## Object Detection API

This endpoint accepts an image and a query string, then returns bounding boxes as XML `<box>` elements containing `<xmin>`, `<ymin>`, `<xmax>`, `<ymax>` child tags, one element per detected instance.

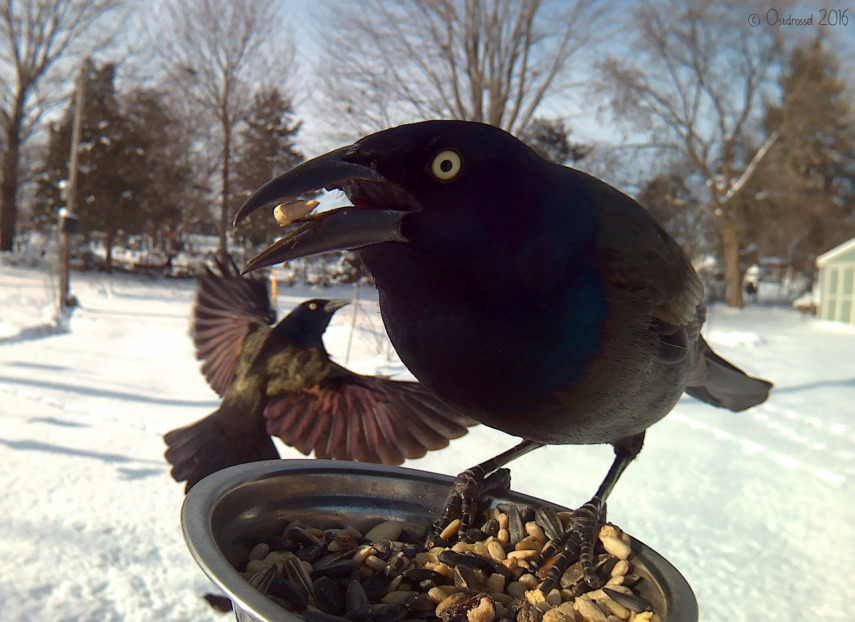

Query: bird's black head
<box><xmin>274</xmin><ymin>298</ymin><xmax>349</xmax><ymax>344</ymax></box>
<box><xmin>234</xmin><ymin>120</ymin><xmax>581</xmax><ymax>277</ymax></box>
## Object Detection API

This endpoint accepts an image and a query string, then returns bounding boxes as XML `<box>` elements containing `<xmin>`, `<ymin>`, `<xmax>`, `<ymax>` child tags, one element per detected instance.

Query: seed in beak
<box><xmin>273</xmin><ymin>199</ymin><xmax>320</xmax><ymax>227</ymax></box>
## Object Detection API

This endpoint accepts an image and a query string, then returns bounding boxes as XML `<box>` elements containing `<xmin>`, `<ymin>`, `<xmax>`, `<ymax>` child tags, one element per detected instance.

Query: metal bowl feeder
<box><xmin>181</xmin><ymin>460</ymin><xmax>698</xmax><ymax>622</ymax></box>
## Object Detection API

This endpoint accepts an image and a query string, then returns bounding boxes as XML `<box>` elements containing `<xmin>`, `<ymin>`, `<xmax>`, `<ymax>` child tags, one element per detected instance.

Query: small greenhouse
<box><xmin>817</xmin><ymin>237</ymin><xmax>855</xmax><ymax>324</ymax></box>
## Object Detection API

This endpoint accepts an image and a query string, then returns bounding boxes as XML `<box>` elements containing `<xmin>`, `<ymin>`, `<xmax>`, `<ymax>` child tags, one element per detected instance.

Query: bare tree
<box><xmin>317</xmin><ymin>0</ymin><xmax>604</xmax><ymax>138</ymax></box>
<box><xmin>154</xmin><ymin>0</ymin><xmax>294</xmax><ymax>265</ymax></box>
<box><xmin>0</xmin><ymin>0</ymin><xmax>127</xmax><ymax>252</ymax></box>
<box><xmin>596</xmin><ymin>0</ymin><xmax>786</xmax><ymax>307</ymax></box>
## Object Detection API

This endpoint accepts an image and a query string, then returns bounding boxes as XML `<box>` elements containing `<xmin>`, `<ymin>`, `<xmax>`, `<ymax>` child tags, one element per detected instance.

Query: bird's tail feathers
<box><xmin>686</xmin><ymin>337</ymin><xmax>772</xmax><ymax>412</ymax></box>
<box><xmin>164</xmin><ymin>411</ymin><xmax>280</xmax><ymax>493</ymax></box>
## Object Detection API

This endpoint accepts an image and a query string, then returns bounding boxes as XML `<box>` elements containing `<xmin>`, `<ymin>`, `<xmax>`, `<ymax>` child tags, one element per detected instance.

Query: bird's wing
<box><xmin>590</xmin><ymin>177</ymin><xmax>705</xmax><ymax>327</ymax></box>
<box><xmin>192</xmin><ymin>258</ymin><xmax>276</xmax><ymax>396</ymax></box>
<box><xmin>263</xmin><ymin>368</ymin><xmax>477</xmax><ymax>465</ymax></box>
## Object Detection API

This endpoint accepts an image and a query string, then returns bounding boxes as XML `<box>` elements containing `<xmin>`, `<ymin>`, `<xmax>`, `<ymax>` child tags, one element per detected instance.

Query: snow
<box><xmin>1</xmin><ymin>262</ymin><xmax>853</xmax><ymax>621</ymax></box>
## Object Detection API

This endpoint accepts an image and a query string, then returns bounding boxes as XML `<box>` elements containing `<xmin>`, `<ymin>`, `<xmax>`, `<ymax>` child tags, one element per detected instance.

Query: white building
<box><xmin>817</xmin><ymin>237</ymin><xmax>855</xmax><ymax>324</ymax></box>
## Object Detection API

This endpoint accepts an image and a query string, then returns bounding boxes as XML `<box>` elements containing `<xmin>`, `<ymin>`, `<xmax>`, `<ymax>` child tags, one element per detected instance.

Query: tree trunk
<box><xmin>717</xmin><ymin>208</ymin><xmax>744</xmax><ymax>308</ymax></box>
<box><xmin>104</xmin><ymin>229</ymin><xmax>115</xmax><ymax>273</ymax></box>
<box><xmin>219</xmin><ymin>119</ymin><xmax>231</xmax><ymax>266</ymax></box>
<box><xmin>0</xmin><ymin>110</ymin><xmax>23</xmax><ymax>252</ymax></box>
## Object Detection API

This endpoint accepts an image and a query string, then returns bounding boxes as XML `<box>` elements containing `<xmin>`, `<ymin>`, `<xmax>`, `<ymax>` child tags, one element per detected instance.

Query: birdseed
<box><xmin>273</xmin><ymin>199</ymin><xmax>320</xmax><ymax>227</ymax></box>
<box><xmin>238</xmin><ymin>507</ymin><xmax>661</xmax><ymax>622</ymax></box>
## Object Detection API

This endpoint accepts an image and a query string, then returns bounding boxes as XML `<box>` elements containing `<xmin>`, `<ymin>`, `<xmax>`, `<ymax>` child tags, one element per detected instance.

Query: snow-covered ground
<box><xmin>0</xmin><ymin>262</ymin><xmax>853</xmax><ymax>621</ymax></box>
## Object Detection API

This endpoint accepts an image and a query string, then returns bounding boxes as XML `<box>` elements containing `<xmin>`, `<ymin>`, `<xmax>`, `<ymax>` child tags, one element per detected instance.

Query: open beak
<box><xmin>234</xmin><ymin>145</ymin><xmax>411</xmax><ymax>274</ymax></box>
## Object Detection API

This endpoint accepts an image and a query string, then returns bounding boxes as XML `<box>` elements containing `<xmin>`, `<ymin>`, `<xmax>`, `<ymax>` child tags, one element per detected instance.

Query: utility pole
<box><xmin>60</xmin><ymin>62</ymin><xmax>85</xmax><ymax>309</ymax></box>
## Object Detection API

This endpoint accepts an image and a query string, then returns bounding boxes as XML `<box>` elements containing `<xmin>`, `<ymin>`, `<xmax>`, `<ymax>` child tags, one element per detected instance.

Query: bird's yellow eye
<box><xmin>308</xmin><ymin>302</ymin><xmax>318</xmax><ymax>310</ymax></box>
<box><xmin>430</xmin><ymin>150</ymin><xmax>462</xmax><ymax>181</ymax></box>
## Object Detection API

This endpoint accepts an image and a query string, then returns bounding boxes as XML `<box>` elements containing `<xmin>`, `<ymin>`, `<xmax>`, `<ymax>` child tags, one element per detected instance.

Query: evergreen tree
<box><xmin>32</xmin><ymin>61</ymin><xmax>149</xmax><ymax>271</ymax></box>
<box><xmin>520</xmin><ymin>118</ymin><xmax>589</xmax><ymax>165</ymax></box>
<box><xmin>122</xmin><ymin>87</ymin><xmax>198</xmax><ymax>263</ymax></box>
<box><xmin>81</xmin><ymin>62</ymin><xmax>149</xmax><ymax>271</ymax></box>
<box><xmin>32</xmin><ymin>119</ymin><xmax>73</xmax><ymax>230</ymax></box>
<box><xmin>232</xmin><ymin>88</ymin><xmax>304</xmax><ymax>247</ymax></box>
<box><xmin>746</xmin><ymin>38</ymin><xmax>855</xmax><ymax>276</ymax></box>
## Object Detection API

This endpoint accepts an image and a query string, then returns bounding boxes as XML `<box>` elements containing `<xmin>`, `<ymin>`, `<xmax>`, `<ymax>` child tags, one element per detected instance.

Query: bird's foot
<box><xmin>426</xmin><ymin>467</ymin><xmax>511</xmax><ymax>548</ymax></box>
<box><xmin>531</xmin><ymin>496</ymin><xmax>607</xmax><ymax>593</ymax></box>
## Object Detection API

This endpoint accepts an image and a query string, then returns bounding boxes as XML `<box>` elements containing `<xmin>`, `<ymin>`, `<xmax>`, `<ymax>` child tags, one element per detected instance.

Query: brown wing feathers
<box><xmin>265</xmin><ymin>375</ymin><xmax>475</xmax><ymax>465</ymax></box>
<box><xmin>167</xmin><ymin>258</ymin><xmax>476</xmax><ymax>493</ymax></box>
<box><xmin>192</xmin><ymin>258</ymin><xmax>274</xmax><ymax>396</ymax></box>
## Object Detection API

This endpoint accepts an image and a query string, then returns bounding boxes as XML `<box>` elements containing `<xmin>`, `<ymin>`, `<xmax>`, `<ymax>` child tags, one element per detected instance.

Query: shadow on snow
<box><xmin>0</xmin><ymin>375</ymin><xmax>218</xmax><ymax>408</ymax></box>
<box><xmin>28</xmin><ymin>416</ymin><xmax>90</xmax><ymax>428</ymax></box>
<box><xmin>0</xmin><ymin>437</ymin><xmax>163</xmax><ymax>467</ymax></box>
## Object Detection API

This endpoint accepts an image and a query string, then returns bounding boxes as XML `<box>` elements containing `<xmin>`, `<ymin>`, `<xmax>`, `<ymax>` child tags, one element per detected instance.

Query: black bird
<box><xmin>164</xmin><ymin>259</ymin><xmax>475</xmax><ymax>492</ymax></box>
<box><xmin>233</xmin><ymin>120</ymin><xmax>772</xmax><ymax>585</ymax></box>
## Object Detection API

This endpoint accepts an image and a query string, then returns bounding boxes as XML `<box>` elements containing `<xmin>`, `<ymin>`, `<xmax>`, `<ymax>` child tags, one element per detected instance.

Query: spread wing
<box><xmin>264</xmin><ymin>366</ymin><xmax>477</xmax><ymax>465</ymax></box>
<box><xmin>192</xmin><ymin>258</ymin><xmax>276</xmax><ymax>396</ymax></box>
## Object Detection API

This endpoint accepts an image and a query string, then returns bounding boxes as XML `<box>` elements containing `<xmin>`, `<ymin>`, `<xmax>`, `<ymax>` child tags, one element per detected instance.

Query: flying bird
<box><xmin>164</xmin><ymin>259</ymin><xmax>475</xmax><ymax>492</ymax></box>
<box><xmin>233</xmin><ymin>120</ymin><xmax>772</xmax><ymax>585</ymax></box>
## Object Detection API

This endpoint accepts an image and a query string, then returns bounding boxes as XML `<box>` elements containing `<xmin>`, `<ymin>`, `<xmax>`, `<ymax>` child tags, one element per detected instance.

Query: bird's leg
<box><xmin>427</xmin><ymin>439</ymin><xmax>544</xmax><ymax>547</ymax></box>
<box><xmin>535</xmin><ymin>432</ymin><xmax>645</xmax><ymax>591</ymax></box>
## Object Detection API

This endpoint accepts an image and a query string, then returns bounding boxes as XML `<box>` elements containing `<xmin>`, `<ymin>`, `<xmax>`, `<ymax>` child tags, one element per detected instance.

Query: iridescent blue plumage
<box><xmin>234</xmin><ymin>120</ymin><xmax>772</xmax><ymax>584</ymax></box>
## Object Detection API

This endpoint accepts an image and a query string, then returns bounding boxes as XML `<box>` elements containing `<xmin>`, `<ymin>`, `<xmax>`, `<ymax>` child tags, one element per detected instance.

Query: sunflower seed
<box><xmin>289</xmin><ymin>526</ymin><xmax>320</xmax><ymax>547</ymax></box>
<box><xmin>535</xmin><ymin>507</ymin><xmax>564</xmax><ymax>542</ymax></box>
<box><xmin>452</xmin><ymin>563</ymin><xmax>483</xmax><ymax>592</ymax></box>
<box><xmin>371</xmin><ymin>602</ymin><xmax>409</xmax><ymax>622</ymax></box>
<box><xmin>345</xmin><ymin>579</ymin><xmax>369</xmax><ymax>612</ymax></box>
<box><xmin>247</xmin><ymin>564</ymin><xmax>276</xmax><ymax>594</ymax></box>
<box><xmin>315</xmin><ymin>576</ymin><xmax>346</xmax><ymax>616</ymax></box>
<box><xmin>362</xmin><ymin>567</ymin><xmax>394</xmax><ymax>601</ymax></box>
<box><xmin>264</xmin><ymin>536</ymin><xmax>298</xmax><ymax>552</ymax></box>
<box><xmin>284</xmin><ymin>556</ymin><xmax>315</xmax><ymax>605</ymax></box>
<box><xmin>269</xmin><ymin>577</ymin><xmax>306</xmax><ymax>612</ymax></box>
<box><xmin>506</xmin><ymin>505</ymin><xmax>524</xmax><ymax>545</ymax></box>
<box><xmin>480</xmin><ymin>518</ymin><xmax>500</xmax><ymax>538</ymax></box>
<box><xmin>602</xmin><ymin>587</ymin><xmax>652</xmax><ymax>613</ymax></box>
<box><xmin>402</xmin><ymin>568</ymin><xmax>448</xmax><ymax>584</ymax></box>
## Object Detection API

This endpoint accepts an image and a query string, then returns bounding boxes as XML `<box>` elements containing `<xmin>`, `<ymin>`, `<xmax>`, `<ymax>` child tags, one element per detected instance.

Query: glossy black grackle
<box><xmin>164</xmin><ymin>259</ymin><xmax>475</xmax><ymax>492</ymax></box>
<box><xmin>233</xmin><ymin>120</ymin><xmax>772</xmax><ymax>585</ymax></box>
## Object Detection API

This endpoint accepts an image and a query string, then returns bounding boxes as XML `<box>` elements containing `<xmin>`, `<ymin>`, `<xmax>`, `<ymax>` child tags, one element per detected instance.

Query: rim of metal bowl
<box><xmin>181</xmin><ymin>460</ymin><xmax>698</xmax><ymax>622</ymax></box>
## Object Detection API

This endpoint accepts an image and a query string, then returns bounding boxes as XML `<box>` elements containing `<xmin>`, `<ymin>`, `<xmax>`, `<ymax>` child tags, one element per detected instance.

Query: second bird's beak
<box><xmin>324</xmin><ymin>299</ymin><xmax>351</xmax><ymax>314</ymax></box>
<box><xmin>234</xmin><ymin>146</ymin><xmax>410</xmax><ymax>275</ymax></box>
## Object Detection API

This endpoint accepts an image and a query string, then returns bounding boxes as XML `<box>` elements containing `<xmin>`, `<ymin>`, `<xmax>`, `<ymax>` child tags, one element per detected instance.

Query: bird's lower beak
<box><xmin>233</xmin><ymin>146</ymin><xmax>411</xmax><ymax>275</ymax></box>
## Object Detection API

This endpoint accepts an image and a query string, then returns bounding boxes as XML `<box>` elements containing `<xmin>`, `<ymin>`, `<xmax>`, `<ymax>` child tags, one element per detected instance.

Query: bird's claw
<box><xmin>532</xmin><ymin>496</ymin><xmax>607</xmax><ymax>593</ymax></box>
<box><xmin>426</xmin><ymin>467</ymin><xmax>511</xmax><ymax>548</ymax></box>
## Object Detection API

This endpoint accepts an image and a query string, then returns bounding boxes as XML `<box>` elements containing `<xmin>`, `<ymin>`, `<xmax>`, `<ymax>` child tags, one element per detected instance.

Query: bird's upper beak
<box><xmin>234</xmin><ymin>145</ymin><xmax>413</xmax><ymax>274</ymax></box>
<box><xmin>324</xmin><ymin>299</ymin><xmax>351</xmax><ymax>314</ymax></box>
